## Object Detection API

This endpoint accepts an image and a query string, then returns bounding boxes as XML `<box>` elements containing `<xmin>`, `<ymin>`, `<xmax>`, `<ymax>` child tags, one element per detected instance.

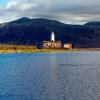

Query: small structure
<box><xmin>42</xmin><ymin>32</ymin><xmax>73</xmax><ymax>49</ymax></box>
<box><xmin>43</xmin><ymin>32</ymin><xmax>62</xmax><ymax>49</ymax></box>
<box><xmin>43</xmin><ymin>41</ymin><xmax>61</xmax><ymax>49</ymax></box>
<box><xmin>64</xmin><ymin>43</ymin><xmax>73</xmax><ymax>49</ymax></box>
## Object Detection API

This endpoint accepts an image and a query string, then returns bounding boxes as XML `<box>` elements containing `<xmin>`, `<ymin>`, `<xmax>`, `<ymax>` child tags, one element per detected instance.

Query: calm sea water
<box><xmin>0</xmin><ymin>52</ymin><xmax>100</xmax><ymax>100</ymax></box>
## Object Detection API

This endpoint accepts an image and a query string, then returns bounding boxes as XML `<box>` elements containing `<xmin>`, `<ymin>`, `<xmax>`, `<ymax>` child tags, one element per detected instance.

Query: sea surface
<box><xmin>0</xmin><ymin>52</ymin><xmax>100</xmax><ymax>100</ymax></box>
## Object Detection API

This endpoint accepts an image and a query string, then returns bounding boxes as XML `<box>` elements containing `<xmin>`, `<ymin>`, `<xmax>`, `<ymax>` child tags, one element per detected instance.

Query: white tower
<box><xmin>51</xmin><ymin>32</ymin><xmax>55</xmax><ymax>41</ymax></box>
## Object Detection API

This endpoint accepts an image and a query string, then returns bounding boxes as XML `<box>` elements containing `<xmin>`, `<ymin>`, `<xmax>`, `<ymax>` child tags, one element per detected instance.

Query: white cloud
<box><xmin>0</xmin><ymin>0</ymin><xmax>100</xmax><ymax>24</ymax></box>
<box><xmin>5</xmin><ymin>0</ymin><xmax>20</xmax><ymax>10</ymax></box>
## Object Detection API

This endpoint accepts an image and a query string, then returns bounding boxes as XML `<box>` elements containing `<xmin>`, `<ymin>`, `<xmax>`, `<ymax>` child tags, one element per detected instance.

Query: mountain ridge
<box><xmin>0</xmin><ymin>17</ymin><xmax>100</xmax><ymax>48</ymax></box>
<box><xmin>84</xmin><ymin>21</ymin><xmax>100</xmax><ymax>26</ymax></box>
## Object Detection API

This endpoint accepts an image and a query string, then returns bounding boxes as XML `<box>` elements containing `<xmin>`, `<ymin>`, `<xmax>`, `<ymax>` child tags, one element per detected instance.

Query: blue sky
<box><xmin>0</xmin><ymin>0</ymin><xmax>100</xmax><ymax>24</ymax></box>
<box><xmin>0</xmin><ymin>0</ymin><xmax>8</xmax><ymax>4</ymax></box>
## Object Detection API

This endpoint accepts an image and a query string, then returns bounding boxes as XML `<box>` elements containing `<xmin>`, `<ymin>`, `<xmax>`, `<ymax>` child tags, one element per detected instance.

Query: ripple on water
<box><xmin>0</xmin><ymin>52</ymin><xmax>100</xmax><ymax>100</ymax></box>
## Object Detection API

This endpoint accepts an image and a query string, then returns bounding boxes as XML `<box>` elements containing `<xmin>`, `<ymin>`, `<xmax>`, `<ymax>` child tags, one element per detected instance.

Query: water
<box><xmin>0</xmin><ymin>52</ymin><xmax>100</xmax><ymax>100</ymax></box>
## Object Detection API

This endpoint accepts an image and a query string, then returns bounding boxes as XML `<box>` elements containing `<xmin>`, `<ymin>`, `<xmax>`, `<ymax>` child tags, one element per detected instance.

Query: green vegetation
<box><xmin>0</xmin><ymin>44</ymin><xmax>37</xmax><ymax>53</ymax></box>
<box><xmin>0</xmin><ymin>44</ymin><xmax>78</xmax><ymax>53</ymax></box>
<box><xmin>0</xmin><ymin>44</ymin><xmax>99</xmax><ymax>53</ymax></box>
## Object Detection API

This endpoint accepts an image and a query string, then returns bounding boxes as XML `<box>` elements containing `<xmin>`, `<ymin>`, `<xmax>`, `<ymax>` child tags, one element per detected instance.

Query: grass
<box><xmin>0</xmin><ymin>44</ymin><xmax>37</xmax><ymax>53</ymax></box>
<box><xmin>0</xmin><ymin>44</ymin><xmax>79</xmax><ymax>53</ymax></box>
<box><xmin>0</xmin><ymin>44</ymin><xmax>99</xmax><ymax>53</ymax></box>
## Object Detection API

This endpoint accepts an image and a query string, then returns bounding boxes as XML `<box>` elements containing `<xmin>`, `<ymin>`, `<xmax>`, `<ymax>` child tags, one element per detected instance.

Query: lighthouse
<box><xmin>43</xmin><ymin>31</ymin><xmax>61</xmax><ymax>49</ymax></box>
<box><xmin>51</xmin><ymin>32</ymin><xmax>55</xmax><ymax>41</ymax></box>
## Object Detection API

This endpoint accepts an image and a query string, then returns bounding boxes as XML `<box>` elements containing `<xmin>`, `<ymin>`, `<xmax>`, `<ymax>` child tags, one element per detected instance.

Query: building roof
<box><xmin>43</xmin><ymin>41</ymin><xmax>61</xmax><ymax>43</ymax></box>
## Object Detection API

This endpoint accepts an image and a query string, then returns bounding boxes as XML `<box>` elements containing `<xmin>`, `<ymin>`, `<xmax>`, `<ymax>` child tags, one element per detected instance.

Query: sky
<box><xmin>0</xmin><ymin>0</ymin><xmax>100</xmax><ymax>24</ymax></box>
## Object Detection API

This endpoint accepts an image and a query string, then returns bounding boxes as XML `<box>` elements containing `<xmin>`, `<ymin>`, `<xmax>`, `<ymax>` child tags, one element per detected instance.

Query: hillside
<box><xmin>0</xmin><ymin>17</ymin><xmax>100</xmax><ymax>48</ymax></box>
<box><xmin>84</xmin><ymin>22</ymin><xmax>100</xmax><ymax>27</ymax></box>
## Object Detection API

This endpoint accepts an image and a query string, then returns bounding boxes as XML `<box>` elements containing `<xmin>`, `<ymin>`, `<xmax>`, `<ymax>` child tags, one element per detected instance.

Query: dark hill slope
<box><xmin>84</xmin><ymin>21</ymin><xmax>100</xmax><ymax>27</ymax></box>
<box><xmin>0</xmin><ymin>18</ymin><xmax>100</xmax><ymax>48</ymax></box>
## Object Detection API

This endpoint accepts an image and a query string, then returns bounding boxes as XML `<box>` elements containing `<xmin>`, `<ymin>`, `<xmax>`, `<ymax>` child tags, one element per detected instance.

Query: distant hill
<box><xmin>0</xmin><ymin>17</ymin><xmax>100</xmax><ymax>48</ymax></box>
<box><xmin>84</xmin><ymin>22</ymin><xmax>100</xmax><ymax>26</ymax></box>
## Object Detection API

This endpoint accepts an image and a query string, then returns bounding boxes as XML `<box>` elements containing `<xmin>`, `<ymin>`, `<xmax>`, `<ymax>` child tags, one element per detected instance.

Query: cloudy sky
<box><xmin>0</xmin><ymin>0</ymin><xmax>100</xmax><ymax>24</ymax></box>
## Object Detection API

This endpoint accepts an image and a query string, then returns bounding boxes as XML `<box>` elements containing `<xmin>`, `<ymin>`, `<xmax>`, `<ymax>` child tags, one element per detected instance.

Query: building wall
<box><xmin>64</xmin><ymin>43</ymin><xmax>73</xmax><ymax>49</ymax></box>
<box><xmin>43</xmin><ymin>41</ymin><xmax>61</xmax><ymax>49</ymax></box>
